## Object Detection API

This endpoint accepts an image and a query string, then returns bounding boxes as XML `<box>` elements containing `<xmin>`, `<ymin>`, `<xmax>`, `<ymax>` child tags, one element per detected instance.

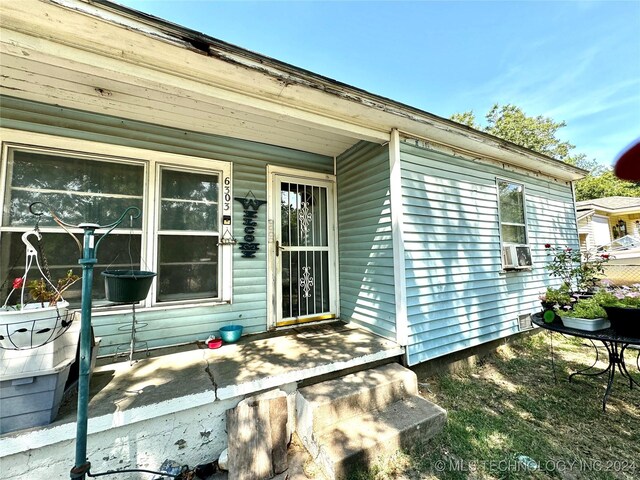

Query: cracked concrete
<box><xmin>204</xmin><ymin>358</ymin><xmax>220</xmax><ymax>401</ymax></box>
<box><xmin>48</xmin><ymin>322</ymin><xmax>402</xmax><ymax>425</ymax></box>
<box><xmin>1</xmin><ymin>322</ymin><xmax>402</xmax><ymax>479</ymax></box>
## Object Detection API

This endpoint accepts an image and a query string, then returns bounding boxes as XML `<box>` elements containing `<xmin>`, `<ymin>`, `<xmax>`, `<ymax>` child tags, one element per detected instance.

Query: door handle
<box><xmin>276</xmin><ymin>240</ymin><xmax>286</xmax><ymax>257</ymax></box>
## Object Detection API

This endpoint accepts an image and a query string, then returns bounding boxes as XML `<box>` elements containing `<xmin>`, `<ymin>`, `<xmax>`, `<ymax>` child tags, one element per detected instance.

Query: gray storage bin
<box><xmin>0</xmin><ymin>357</ymin><xmax>73</xmax><ymax>434</ymax></box>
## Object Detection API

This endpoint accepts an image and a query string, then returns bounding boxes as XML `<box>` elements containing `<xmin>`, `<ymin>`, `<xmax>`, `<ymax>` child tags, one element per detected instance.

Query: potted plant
<box><xmin>539</xmin><ymin>284</ymin><xmax>573</xmax><ymax>310</ymax></box>
<box><xmin>558</xmin><ymin>297</ymin><xmax>609</xmax><ymax>331</ymax></box>
<box><xmin>102</xmin><ymin>270</ymin><xmax>156</xmax><ymax>303</ymax></box>
<box><xmin>0</xmin><ymin>270</ymin><xmax>79</xmax><ymax>349</ymax></box>
<box><xmin>0</xmin><ymin>269</ymin><xmax>81</xmax><ymax>433</ymax></box>
<box><xmin>539</xmin><ymin>284</ymin><xmax>575</xmax><ymax>322</ymax></box>
<box><xmin>595</xmin><ymin>285</ymin><xmax>640</xmax><ymax>336</ymax></box>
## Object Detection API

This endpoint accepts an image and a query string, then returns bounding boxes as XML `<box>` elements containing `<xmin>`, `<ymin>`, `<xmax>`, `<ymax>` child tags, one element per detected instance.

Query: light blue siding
<box><xmin>400</xmin><ymin>141</ymin><xmax>579</xmax><ymax>365</ymax></box>
<box><xmin>1</xmin><ymin>96</ymin><xmax>583</xmax><ymax>365</ymax></box>
<box><xmin>0</xmin><ymin>96</ymin><xmax>333</xmax><ymax>354</ymax></box>
<box><xmin>336</xmin><ymin>142</ymin><xmax>396</xmax><ymax>340</ymax></box>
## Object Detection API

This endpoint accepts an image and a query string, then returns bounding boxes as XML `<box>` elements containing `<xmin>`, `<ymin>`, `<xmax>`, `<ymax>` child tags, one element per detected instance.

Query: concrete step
<box><xmin>295</xmin><ymin>363</ymin><xmax>447</xmax><ymax>479</ymax></box>
<box><xmin>296</xmin><ymin>362</ymin><xmax>417</xmax><ymax>434</ymax></box>
<box><xmin>315</xmin><ymin>396</ymin><xmax>446</xmax><ymax>479</ymax></box>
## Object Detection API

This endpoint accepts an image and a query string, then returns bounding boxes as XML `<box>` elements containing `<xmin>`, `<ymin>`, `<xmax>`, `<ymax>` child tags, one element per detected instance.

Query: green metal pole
<box><xmin>28</xmin><ymin>203</ymin><xmax>140</xmax><ymax>480</ymax></box>
<box><xmin>71</xmin><ymin>224</ymin><xmax>98</xmax><ymax>480</ymax></box>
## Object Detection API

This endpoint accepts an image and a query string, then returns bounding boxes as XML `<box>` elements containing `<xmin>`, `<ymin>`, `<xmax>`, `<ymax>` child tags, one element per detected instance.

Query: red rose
<box><xmin>544</xmin><ymin>243</ymin><xmax>551</xmax><ymax>249</ymax></box>
<box><xmin>601</xmin><ymin>254</ymin><xmax>610</xmax><ymax>259</ymax></box>
<box><xmin>12</xmin><ymin>277</ymin><xmax>24</xmax><ymax>289</ymax></box>
<box><xmin>566</xmin><ymin>248</ymin><xmax>572</xmax><ymax>252</ymax></box>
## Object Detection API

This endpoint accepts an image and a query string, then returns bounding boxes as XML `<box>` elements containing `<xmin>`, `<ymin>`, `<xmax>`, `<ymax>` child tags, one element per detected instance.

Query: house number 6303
<box><xmin>223</xmin><ymin>176</ymin><xmax>231</xmax><ymax>211</ymax></box>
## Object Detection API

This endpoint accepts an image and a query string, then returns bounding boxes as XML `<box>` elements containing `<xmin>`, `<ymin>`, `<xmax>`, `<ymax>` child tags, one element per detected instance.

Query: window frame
<box><xmin>154</xmin><ymin>163</ymin><xmax>225</xmax><ymax>305</ymax></box>
<box><xmin>0</xmin><ymin>129</ymin><xmax>233</xmax><ymax>310</ymax></box>
<box><xmin>496</xmin><ymin>177</ymin><xmax>530</xmax><ymax>271</ymax></box>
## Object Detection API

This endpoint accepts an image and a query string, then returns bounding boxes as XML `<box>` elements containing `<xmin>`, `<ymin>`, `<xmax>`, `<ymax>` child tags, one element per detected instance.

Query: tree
<box><xmin>451</xmin><ymin>104</ymin><xmax>640</xmax><ymax>201</ymax></box>
<box><xmin>574</xmin><ymin>169</ymin><xmax>640</xmax><ymax>201</ymax></box>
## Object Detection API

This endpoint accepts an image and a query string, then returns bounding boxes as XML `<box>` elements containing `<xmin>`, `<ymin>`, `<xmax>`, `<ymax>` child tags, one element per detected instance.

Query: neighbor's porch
<box><xmin>0</xmin><ymin>321</ymin><xmax>403</xmax><ymax>478</ymax></box>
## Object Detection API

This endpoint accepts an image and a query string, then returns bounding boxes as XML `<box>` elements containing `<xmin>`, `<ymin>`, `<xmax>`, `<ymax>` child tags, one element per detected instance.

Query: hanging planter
<box><xmin>0</xmin><ymin>301</ymin><xmax>72</xmax><ymax>350</ymax></box>
<box><xmin>1</xmin><ymin>231</ymin><xmax>79</xmax><ymax>350</ymax></box>
<box><xmin>102</xmin><ymin>270</ymin><xmax>156</xmax><ymax>303</ymax></box>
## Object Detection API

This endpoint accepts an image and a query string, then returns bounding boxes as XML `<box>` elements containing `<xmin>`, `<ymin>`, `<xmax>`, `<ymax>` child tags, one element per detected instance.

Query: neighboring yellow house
<box><xmin>576</xmin><ymin>196</ymin><xmax>640</xmax><ymax>252</ymax></box>
<box><xmin>577</xmin><ymin>196</ymin><xmax>640</xmax><ymax>285</ymax></box>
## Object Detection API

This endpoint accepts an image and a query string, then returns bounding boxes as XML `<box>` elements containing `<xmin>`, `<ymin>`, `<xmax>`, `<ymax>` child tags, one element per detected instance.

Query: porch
<box><xmin>0</xmin><ymin>321</ymin><xmax>404</xmax><ymax>478</ymax></box>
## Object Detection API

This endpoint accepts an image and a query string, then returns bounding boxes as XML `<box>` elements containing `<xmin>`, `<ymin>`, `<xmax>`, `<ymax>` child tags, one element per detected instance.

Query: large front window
<box><xmin>1</xmin><ymin>141</ymin><xmax>232</xmax><ymax>307</ymax></box>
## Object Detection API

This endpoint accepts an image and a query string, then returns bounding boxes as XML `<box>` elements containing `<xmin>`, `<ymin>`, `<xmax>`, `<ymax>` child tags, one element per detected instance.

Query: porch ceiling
<box><xmin>0</xmin><ymin>49</ymin><xmax>365</xmax><ymax>158</ymax></box>
<box><xmin>0</xmin><ymin>0</ymin><xmax>586</xmax><ymax>180</ymax></box>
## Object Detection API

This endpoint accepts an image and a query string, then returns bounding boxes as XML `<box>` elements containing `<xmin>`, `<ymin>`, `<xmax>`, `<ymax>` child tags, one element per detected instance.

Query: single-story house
<box><xmin>0</xmin><ymin>0</ymin><xmax>585</xmax><ymax>361</ymax></box>
<box><xmin>0</xmin><ymin>0</ymin><xmax>586</xmax><ymax>477</ymax></box>
<box><xmin>576</xmin><ymin>196</ymin><xmax>640</xmax><ymax>251</ymax></box>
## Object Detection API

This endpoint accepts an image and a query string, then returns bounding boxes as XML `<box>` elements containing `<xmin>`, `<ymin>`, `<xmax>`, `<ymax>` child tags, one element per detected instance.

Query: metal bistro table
<box><xmin>532</xmin><ymin>313</ymin><xmax>640</xmax><ymax>411</ymax></box>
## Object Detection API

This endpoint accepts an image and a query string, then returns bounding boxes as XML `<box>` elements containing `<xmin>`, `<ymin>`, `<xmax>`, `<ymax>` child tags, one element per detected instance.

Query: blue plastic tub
<box><xmin>219</xmin><ymin>325</ymin><xmax>243</xmax><ymax>343</ymax></box>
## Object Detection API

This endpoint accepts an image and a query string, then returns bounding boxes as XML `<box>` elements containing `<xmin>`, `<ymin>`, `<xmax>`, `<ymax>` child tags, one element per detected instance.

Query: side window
<box><xmin>497</xmin><ymin>179</ymin><xmax>531</xmax><ymax>269</ymax></box>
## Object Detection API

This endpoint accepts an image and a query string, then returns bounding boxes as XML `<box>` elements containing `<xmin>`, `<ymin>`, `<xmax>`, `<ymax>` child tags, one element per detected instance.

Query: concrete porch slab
<box><xmin>0</xmin><ymin>322</ymin><xmax>403</xmax><ymax>457</ymax></box>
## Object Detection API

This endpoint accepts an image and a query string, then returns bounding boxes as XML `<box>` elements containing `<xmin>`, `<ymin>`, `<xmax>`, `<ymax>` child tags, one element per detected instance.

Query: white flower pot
<box><xmin>560</xmin><ymin>316</ymin><xmax>610</xmax><ymax>331</ymax></box>
<box><xmin>0</xmin><ymin>301</ymin><xmax>71</xmax><ymax>349</ymax></box>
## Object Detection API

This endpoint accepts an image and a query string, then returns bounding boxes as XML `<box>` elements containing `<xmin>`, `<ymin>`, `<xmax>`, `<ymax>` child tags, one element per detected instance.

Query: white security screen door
<box><xmin>272</xmin><ymin>171</ymin><xmax>337</xmax><ymax>327</ymax></box>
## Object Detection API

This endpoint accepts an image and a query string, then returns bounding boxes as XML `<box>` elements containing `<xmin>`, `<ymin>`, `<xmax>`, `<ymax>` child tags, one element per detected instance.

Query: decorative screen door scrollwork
<box><xmin>273</xmin><ymin>173</ymin><xmax>337</xmax><ymax>326</ymax></box>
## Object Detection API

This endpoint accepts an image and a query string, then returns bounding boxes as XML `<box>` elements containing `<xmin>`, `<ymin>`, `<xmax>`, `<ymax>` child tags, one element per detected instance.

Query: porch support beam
<box><xmin>389</xmin><ymin>129</ymin><xmax>408</xmax><ymax>348</ymax></box>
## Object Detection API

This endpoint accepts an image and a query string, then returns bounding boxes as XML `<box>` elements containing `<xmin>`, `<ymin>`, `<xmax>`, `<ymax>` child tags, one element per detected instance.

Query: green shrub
<box><xmin>560</xmin><ymin>298</ymin><xmax>606</xmax><ymax>319</ymax></box>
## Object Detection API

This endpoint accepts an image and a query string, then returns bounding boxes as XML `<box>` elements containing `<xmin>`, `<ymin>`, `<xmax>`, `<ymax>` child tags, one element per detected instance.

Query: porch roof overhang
<box><xmin>576</xmin><ymin>209</ymin><xmax>595</xmax><ymax>223</ymax></box>
<box><xmin>0</xmin><ymin>0</ymin><xmax>587</xmax><ymax>182</ymax></box>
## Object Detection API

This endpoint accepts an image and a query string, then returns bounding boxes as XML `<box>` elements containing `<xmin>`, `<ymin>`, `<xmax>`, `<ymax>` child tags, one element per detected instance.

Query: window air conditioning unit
<box><xmin>502</xmin><ymin>245</ymin><xmax>532</xmax><ymax>269</ymax></box>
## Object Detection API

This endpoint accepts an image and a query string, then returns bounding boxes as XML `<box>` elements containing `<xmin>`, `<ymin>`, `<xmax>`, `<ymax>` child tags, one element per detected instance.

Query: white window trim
<box><xmin>0</xmin><ymin>128</ymin><xmax>233</xmax><ymax>309</ymax></box>
<box><xmin>496</xmin><ymin>177</ymin><xmax>531</xmax><ymax>271</ymax></box>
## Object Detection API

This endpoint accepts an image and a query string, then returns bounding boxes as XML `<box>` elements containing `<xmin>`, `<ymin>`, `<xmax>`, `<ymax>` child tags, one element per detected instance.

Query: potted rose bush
<box><xmin>543</xmin><ymin>244</ymin><xmax>610</xmax><ymax>294</ymax></box>
<box><xmin>540</xmin><ymin>243</ymin><xmax>612</xmax><ymax>324</ymax></box>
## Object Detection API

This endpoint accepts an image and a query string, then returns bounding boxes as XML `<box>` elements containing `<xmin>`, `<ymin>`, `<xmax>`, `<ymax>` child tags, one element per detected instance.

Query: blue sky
<box><xmin>118</xmin><ymin>0</ymin><xmax>639</xmax><ymax>167</ymax></box>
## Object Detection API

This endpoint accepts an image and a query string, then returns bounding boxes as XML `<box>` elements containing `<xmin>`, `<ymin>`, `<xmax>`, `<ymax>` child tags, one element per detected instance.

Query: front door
<box><xmin>269</xmin><ymin>168</ymin><xmax>337</xmax><ymax>327</ymax></box>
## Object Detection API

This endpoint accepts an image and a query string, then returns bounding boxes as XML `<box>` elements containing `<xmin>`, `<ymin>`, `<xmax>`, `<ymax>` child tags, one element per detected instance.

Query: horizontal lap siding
<box><xmin>337</xmin><ymin>142</ymin><xmax>396</xmax><ymax>340</ymax></box>
<box><xmin>400</xmin><ymin>142</ymin><xmax>578</xmax><ymax>365</ymax></box>
<box><xmin>1</xmin><ymin>96</ymin><xmax>333</xmax><ymax>354</ymax></box>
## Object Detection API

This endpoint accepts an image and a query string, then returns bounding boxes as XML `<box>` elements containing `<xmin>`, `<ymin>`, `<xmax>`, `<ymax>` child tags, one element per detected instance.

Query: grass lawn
<box><xmin>357</xmin><ymin>333</ymin><xmax>639</xmax><ymax>480</ymax></box>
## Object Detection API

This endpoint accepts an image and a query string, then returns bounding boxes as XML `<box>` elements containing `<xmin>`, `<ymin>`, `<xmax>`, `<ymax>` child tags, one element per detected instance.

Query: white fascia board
<box><xmin>595</xmin><ymin>207</ymin><xmax>640</xmax><ymax>216</ymax></box>
<box><xmin>576</xmin><ymin>209</ymin><xmax>595</xmax><ymax>222</ymax></box>
<box><xmin>0</xmin><ymin>2</ymin><xmax>388</xmax><ymax>145</ymax></box>
<box><xmin>190</xmin><ymin>41</ymin><xmax>587</xmax><ymax>182</ymax></box>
